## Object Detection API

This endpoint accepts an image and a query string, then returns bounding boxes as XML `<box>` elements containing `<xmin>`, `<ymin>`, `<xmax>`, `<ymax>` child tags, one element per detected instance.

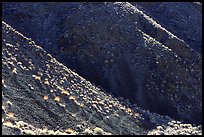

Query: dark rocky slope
<box><xmin>2</xmin><ymin>21</ymin><xmax>147</xmax><ymax>135</ymax></box>
<box><xmin>132</xmin><ymin>2</ymin><xmax>202</xmax><ymax>53</ymax></box>
<box><xmin>2</xmin><ymin>21</ymin><xmax>202</xmax><ymax>135</ymax></box>
<box><xmin>2</xmin><ymin>2</ymin><xmax>202</xmax><ymax>125</ymax></box>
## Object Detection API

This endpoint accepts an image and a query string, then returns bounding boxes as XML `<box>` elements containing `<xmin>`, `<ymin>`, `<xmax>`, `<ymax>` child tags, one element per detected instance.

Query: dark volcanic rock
<box><xmin>2</xmin><ymin>125</ymin><xmax>21</xmax><ymax>135</ymax></box>
<box><xmin>2</xmin><ymin>2</ymin><xmax>202</xmax><ymax>126</ymax></box>
<box><xmin>2</xmin><ymin>21</ymin><xmax>149</xmax><ymax>135</ymax></box>
<box><xmin>133</xmin><ymin>2</ymin><xmax>202</xmax><ymax>53</ymax></box>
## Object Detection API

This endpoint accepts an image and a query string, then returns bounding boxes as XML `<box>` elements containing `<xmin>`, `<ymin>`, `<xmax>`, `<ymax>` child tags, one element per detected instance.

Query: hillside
<box><xmin>2</xmin><ymin>2</ymin><xmax>202</xmax><ymax>124</ymax></box>
<box><xmin>2</xmin><ymin>2</ymin><xmax>202</xmax><ymax>135</ymax></box>
<box><xmin>2</xmin><ymin>20</ymin><xmax>202</xmax><ymax>135</ymax></box>
<box><xmin>2</xmin><ymin>20</ymin><xmax>147</xmax><ymax>135</ymax></box>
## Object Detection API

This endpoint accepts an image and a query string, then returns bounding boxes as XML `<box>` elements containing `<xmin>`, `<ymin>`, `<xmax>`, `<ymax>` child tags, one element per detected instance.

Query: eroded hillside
<box><xmin>2</xmin><ymin>2</ymin><xmax>202</xmax><ymax>134</ymax></box>
<box><xmin>2</xmin><ymin>21</ymin><xmax>151</xmax><ymax>135</ymax></box>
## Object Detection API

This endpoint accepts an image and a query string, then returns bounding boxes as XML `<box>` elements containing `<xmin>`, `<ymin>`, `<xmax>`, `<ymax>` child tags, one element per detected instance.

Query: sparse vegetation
<box><xmin>93</xmin><ymin>127</ymin><xmax>104</xmax><ymax>135</ymax></box>
<box><xmin>7</xmin><ymin>112</ymin><xmax>15</xmax><ymax>118</ymax></box>
<box><xmin>69</xmin><ymin>96</ymin><xmax>76</xmax><ymax>101</ymax></box>
<box><xmin>84</xmin><ymin>128</ymin><xmax>93</xmax><ymax>135</ymax></box>
<box><xmin>44</xmin><ymin>78</ymin><xmax>49</xmax><ymax>86</ymax></box>
<box><xmin>54</xmin><ymin>96</ymin><xmax>61</xmax><ymax>102</ymax></box>
<box><xmin>43</xmin><ymin>95</ymin><xmax>49</xmax><ymax>100</ymax></box>
<box><xmin>65</xmin><ymin>128</ymin><xmax>76</xmax><ymax>134</ymax></box>
<box><xmin>11</xmin><ymin>68</ymin><xmax>17</xmax><ymax>74</ymax></box>
<box><xmin>2</xmin><ymin>2</ymin><xmax>202</xmax><ymax>135</ymax></box>
<box><xmin>32</xmin><ymin>75</ymin><xmax>41</xmax><ymax>81</ymax></box>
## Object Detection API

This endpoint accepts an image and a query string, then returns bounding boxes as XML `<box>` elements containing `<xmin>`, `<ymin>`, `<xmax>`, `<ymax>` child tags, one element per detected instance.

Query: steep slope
<box><xmin>132</xmin><ymin>2</ymin><xmax>202</xmax><ymax>53</ymax></box>
<box><xmin>2</xmin><ymin>21</ymin><xmax>202</xmax><ymax>135</ymax></box>
<box><xmin>2</xmin><ymin>21</ymin><xmax>148</xmax><ymax>135</ymax></box>
<box><xmin>4</xmin><ymin>20</ymin><xmax>168</xmax><ymax>135</ymax></box>
<box><xmin>2</xmin><ymin>2</ymin><xmax>202</xmax><ymax>125</ymax></box>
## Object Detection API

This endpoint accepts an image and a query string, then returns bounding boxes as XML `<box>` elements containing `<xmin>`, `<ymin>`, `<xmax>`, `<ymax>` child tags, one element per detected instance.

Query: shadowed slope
<box><xmin>2</xmin><ymin>21</ymin><xmax>150</xmax><ymax>135</ymax></box>
<box><xmin>2</xmin><ymin>2</ymin><xmax>202</xmax><ymax>125</ymax></box>
<box><xmin>133</xmin><ymin>2</ymin><xmax>202</xmax><ymax>53</ymax></box>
